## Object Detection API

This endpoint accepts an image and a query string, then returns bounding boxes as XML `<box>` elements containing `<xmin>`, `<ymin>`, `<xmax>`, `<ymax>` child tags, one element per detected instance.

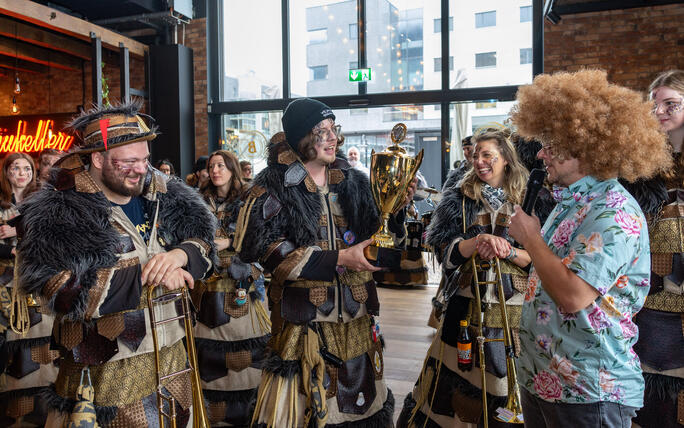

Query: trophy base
<box><xmin>364</xmin><ymin>245</ymin><xmax>402</xmax><ymax>269</ymax></box>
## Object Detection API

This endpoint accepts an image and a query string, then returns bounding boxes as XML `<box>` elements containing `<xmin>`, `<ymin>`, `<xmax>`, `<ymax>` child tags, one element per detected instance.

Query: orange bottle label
<box><xmin>457</xmin><ymin>342</ymin><xmax>472</xmax><ymax>363</ymax></box>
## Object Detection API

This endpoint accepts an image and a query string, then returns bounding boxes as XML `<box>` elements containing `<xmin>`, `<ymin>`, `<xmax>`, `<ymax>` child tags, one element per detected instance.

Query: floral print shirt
<box><xmin>517</xmin><ymin>176</ymin><xmax>650</xmax><ymax>407</ymax></box>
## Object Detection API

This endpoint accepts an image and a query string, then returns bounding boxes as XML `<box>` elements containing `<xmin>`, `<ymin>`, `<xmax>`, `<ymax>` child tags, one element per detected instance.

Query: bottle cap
<box><xmin>460</xmin><ymin>320</ymin><xmax>468</xmax><ymax>327</ymax></box>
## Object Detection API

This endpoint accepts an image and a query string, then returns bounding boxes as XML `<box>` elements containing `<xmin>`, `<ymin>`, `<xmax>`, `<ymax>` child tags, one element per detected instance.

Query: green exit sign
<box><xmin>349</xmin><ymin>68</ymin><xmax>371</xmax><ymax>82</ymax></box>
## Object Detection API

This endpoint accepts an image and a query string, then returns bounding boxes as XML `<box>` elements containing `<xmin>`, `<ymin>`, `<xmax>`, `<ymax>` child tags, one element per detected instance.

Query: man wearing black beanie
<box><xmin>236</xmin><ymin>97</ymin><xmax>414</xmax><ymax>427</ymax></box>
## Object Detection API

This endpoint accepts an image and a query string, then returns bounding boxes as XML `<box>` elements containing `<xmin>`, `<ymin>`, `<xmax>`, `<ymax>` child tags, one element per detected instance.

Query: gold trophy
<box><xmin>364</xmin><ymin>123</ymin><xmax>424</xmax><ymax>268</ymax></box>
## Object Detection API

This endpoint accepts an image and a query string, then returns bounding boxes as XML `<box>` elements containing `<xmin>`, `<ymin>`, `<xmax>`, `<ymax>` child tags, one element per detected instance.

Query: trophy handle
<box><xmin>391</xmin><ymin>148</ymin><xmax>424</xmax><ymax>215</ymax></box>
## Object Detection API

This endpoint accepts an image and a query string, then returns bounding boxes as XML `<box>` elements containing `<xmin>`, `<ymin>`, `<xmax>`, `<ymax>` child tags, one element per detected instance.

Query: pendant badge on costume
<box><xmin>371</xmin><ymin>318</ymin><xmax>380</xmax><ymax>342</ymax></box>
<box><xmin>343</xmin><ymin>230</ymin><xmax>356</xmax><ymax>245</ymax></box>
<box><xmin>235</xmin><ymin>282</ymin><xmax>248</xmax><ymax>306</ymax></box>
<box><xmin>336</xmin><ymin>265</ymin><xmax>346</xmax><ymax>275</ymax></box>
<box><xmin>374</xmin><ymin>351</ymin><xmax>382</xmax><ymax>374</ymax></box>
<box><xmin>356</xmin><ymin>392</ymin><xmax>365</xmax><ymax>407</ymax></box>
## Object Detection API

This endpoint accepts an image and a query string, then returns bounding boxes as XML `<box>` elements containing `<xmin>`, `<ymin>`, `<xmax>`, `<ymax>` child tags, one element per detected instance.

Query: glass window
<box><xmin>366</xmin><ymin>0</ymin><xmax>441</xmax><ymax>93</ymax></box>
<box><xmin>219</xmin><ymin>110</ymin><xmax>281</xmax><ymax>175</ymax></box>
<box><xmin>475</xmin><ymin>101</ymin><xmax>497</xmax><ymax>109</ymax></box>
<box><xmin>520</xmin><ymin>48</ymin><xmax>532</xmax><ymax>64</ymax></box>
<box><xmin>434</xmin><ymin>56</ymin><xmax>454</xmax><ymax>72</ymax></box>
<box><xmin>349</xmin><ymin>61</ymin><xmax>358</xmax><ymax>69</ymax></box>
<box><xmin>221</xmin><ymin>0</ymin><xmax>282</xmax><ymax>101</ymax></box>
<box><xmin>349</xmin><ymin>23</ymin><xmax>358</xmax><ymax>39</ymax></box>
<box><xmin>475</xmin><ymin>10</ymin><xmax>496</xmax><ymax>28</ymax></box>
<box><xmin>450</xmin><ymin>0</ymin><xmax>533</xmax><ymax>88</ymax></box>
<box><xmin>475</xmin><ymin>52</ymin><xmax>496</xmax><ymax>68</ymax></box>
<box><xmin>433</xmin><ymin>17</ymin><xmax>454</xmax><ymax>33</ymax></box>
<box><xmin>290</xmin><ymin>0</ymin><xmax>358</xmax><ymax>97</ymax></box>
<box><xmin>520</xmin><ymin>6</ymin><xmax>532</xmax><ymax>22</ymax></box>
<box><xmin>310</xmin><ymin>65</ymin><xmax>328</xmax><ymax>80</ymax></box>
<box><xmin>448</xmin><ymin>100</ymin><xmax>516</xmax><ymax>169</ymax></box>
<box><xmin>308</xmin><ymin>28</ymin><xmax>328</xmax><ymax>44</ymax></box>
<box><xmin>333</xmin><ymin>104</ymin><xmax>442</xmax><ymax>189</ymax></box>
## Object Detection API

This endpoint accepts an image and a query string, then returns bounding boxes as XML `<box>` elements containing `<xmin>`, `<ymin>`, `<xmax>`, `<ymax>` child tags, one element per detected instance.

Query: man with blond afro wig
<box><xmin>508</xmin><ymin>70</ymin><xmax>671</xmax><ymax>428</ymax></box>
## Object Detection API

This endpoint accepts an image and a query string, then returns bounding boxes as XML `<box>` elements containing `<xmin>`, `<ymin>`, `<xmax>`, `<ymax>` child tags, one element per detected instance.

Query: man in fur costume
<box><xmin>235</xmin><ymin>98</ymin><xmax>413</xmax><ymax>427</ymax></box>
<box><xmin>16</xmin><ymin>102</ymin><xmax>217</xmax><ymax>427</ymax></box>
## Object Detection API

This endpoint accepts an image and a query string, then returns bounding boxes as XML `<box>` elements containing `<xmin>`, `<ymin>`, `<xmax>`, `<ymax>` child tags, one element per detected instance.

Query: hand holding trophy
<box><xmin>363</xmin><ymin>123</ymin><xmax>423</xmax><ymax>268</ymax></box>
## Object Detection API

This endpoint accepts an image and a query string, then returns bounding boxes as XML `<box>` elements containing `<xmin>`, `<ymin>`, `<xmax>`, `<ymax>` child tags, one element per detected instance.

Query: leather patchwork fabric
<box><xmin>309</xmin><ymin>286</ymin><xmax>328</xmax><ymax>306</ymax></box>
<box><xmin>511</xmin><ymin>274</ymin><xmax>529</xmax><ymax>295</ymax></box>
<box><xmin>6</xmin><ymin>395</ymin><xmax>34</xmax><ymax>419</ymax></box>
<box><xmin>678</xmin><ymin>390</ymin><xmax>684</xmax><ymax>426</ymax></box>
<box><xmin>364</xmin><ymin>282</ymin><xmax>380</xmax><ymax>315</ymax></box>
<box><xmin>342</xmin><ymin>285</ymin><xmax>360</xmax><ymax>317</ymax></box>
<box><xmin>74</xmin><ymin>170</ymin><xmax>100</xmax><ymax>194</ymax></box>
<box><xmin>281</xmin><ymin>287</ymin><xmax>317</xmax><ymax>323</ymax></box>
<box><xmin>326</xmin><ymin>365</ymin><xmax>338</xmax><ymax>399</ymax></box>
<box><xmin>226</xmin><ymin>350</ymin><xmax>252</xmax><ymax>372</ymax></box>
<box><xmin>336</xmin><ymin>353</ymin><xmax>376</xmax><ymax>415</ymax></box>
<box><xmin>197</xmin><ymin>341</ymin><xmax>228</xmax><ymax>382</ymax></box>
<box><xmin>120</xmin><ymin>309</ymin><xmax>146</xmax><ymax>352</ymax></box>
<box><xmin>224</xmin><ymin>291</ymin><xmax>249</xmax><ymax>318</ymax></box>
<box><xmin>652</xmin><ymin>252</ymin><xmax>674</xmax><ymax>277</ymax></box>
<box><xmin>7</xmin><ymin>346</ymin><xmax>40</xmax><ymax>379</ymax></box>
<box><xmin>96</xmin><ymin>313</ymin><xmax>126</xmax><ymax>341</ymax></box>
<box><xmin>263</xmin><ymin>194</ymin><xmax>282</xmax><ymax>220</ymax></box>
<box><xmin>42</xmin><ymin>270</ymin><xmax>72</xmax><ymax>301</ymax></box>
<box><xmin>199</xmin><ymin>291</ymin><xmax>231</xmax><ymax>328</ymax></box>
<box><xmin>650</xmin><ymin>218</ymin><xmax>684</xmax><ymax>253</ymax></box>
<box><xmin>316</xmin><ymin>287</ymin><xmax>336</xmax><ymax>316</ymax></box>
<box><xmin>57</xmin><ymin>320</ymin><xmax>83</xmax><ymax>350</ymax></box>
<box><xmin>165</xmin><ymin>371</ymin><xmax>192</xmax><ymax>410</ymax></box>
<box><xmin>30</xmin><ymin>342</ymin><xmax>60</xmax><ymax>365</ymax></box>
<box><xmin>351</xmin><ymin>283</ymin><xmax>368</xmax><ymax>304</ymax></box>
<box><xmin>208</xmin><ymin>401</ymin><xmax>228</xmax><ymax>425</ymax></box>
<box><xmin>108</xmin><ymin>399</ymin><xmax>147</xmax><ymax>428</ymax></box>
<box><xmin>72</xmin><ymin>326</ymin><xmax>119</xmax><ymax>365</ymax></box>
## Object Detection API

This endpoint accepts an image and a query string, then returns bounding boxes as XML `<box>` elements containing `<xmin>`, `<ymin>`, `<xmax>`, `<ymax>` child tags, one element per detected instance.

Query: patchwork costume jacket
<box><xmin>237</xmin><ymin>138</ymin><xmax>402</xmax><ymax>427</ymax></box>
<box><xmin>16</xmin><ymin>153</ymin><xmax>217</xmax><ymax>427</ymax></box>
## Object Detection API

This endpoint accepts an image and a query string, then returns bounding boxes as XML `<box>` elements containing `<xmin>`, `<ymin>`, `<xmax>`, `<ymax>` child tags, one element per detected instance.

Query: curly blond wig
<box><xmin>510</xmin><ymin>69</ymin><xmax>671</xmax><ymax>181</ymax></box>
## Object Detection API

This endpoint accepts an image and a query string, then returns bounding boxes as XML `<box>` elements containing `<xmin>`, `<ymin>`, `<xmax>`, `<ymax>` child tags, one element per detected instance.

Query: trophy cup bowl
<box><xmin>364</xmin><ymin>123</ymin><xmax>424</xmax><ymax>268</ymax></box>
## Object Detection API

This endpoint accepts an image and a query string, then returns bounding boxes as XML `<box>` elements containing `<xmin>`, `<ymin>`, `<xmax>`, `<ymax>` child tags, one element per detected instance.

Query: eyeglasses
<box><xmin>539</xmin><ymin>144</ymin><xmax>565</xmax><ymax>160</ymax></box>
<box><xmin>652</xmin><ymin>98</ymin><xmax>684</xmax><ymax>116</ymax></box>
<box><xmin>313</xmin><ymin>123</ymin><xmax>340</xmax><ymax>142</ymax></box>
<box><xmin>110</xmin><ymin>156</ymin><xmax>150</xmax><ymax>172</ymax></box>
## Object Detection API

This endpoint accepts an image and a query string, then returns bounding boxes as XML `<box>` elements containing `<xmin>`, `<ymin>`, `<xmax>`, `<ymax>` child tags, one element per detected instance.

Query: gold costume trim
<box><xmin>643</xmin><ymin>291</ymin><xmax>684</xmax><ymax>313</ymax></box>
<box><xmin>649</xmin><ymin>218</ymin><xmax>684</xmax><ymax>253</ymax></box>
<box><xmin>30</xmin><ymin>342</ymin><xmax>60</xmax><ymax>365</ymax></box>
<box><xmin>42</xmin><ymin>270</ymin><xmax>71</xmax><ymax>301</ymax></box>
<box><xmin>226</xmin><ymin>350</ymin><xmax>252</xmax><ymax>372</ymax></box>
<box><xmin>85</xmin><ymin>267</ymin><xmax>113</xmax><ymax>320</ymax></box>
<box><xmin>651</xmin><ymin>253</ymin><xmax>673</xmax><ymax>277</ymax></box>
<box><xmin>96</xmin><ymin>313</ymin><xmax>126</xmax><ymax>341</ymax></box>
<box><xmin>74</xmin><ymin>170</ymin><xmax>100</xmax><ymax>194</ymax></box>
<box><xmin>55</xmin><ymin>339</ymin><xmax>188</xmax><ymax>407</ymax></box>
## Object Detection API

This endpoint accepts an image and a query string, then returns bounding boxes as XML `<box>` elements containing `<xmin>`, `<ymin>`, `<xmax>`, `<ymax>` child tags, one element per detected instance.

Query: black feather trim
<box><xmin>0</xmin><ymin>386</ymin><xmax>50</xmax><ymax>401</ymax></box>
<box><xmin>396</xmin><ymin>392</ymin><xmax>416</xmax><ymax>428</ymax></box>
<box><xmin>619</xmin><ymin>177</ymin><xmax>668</xmax><ymax>216</ymax></box>
<box><xmin>644</xmin><ymin>372</ymin><xmax>684</xmax><ymax>401</ymax></box>
<box><xmin>42</xmin><ymin>385</ymin><xmax>118</xmax><ymax>426</ymax></box>
<box><xmin>261</xmin><ymin>352</ymin><xmax>301</xmax><ymax>378</ymax></box>
<box><xmin>3</xmin><ymin>336</ymin><xmax>51</xmax><ymax>354</ymax></box>
<box><xmin>195</xmin><ymin>334</ymin><xmax>270</xmax><ymax>353</ymax></box>
<box><xmin>202</xmin><ymin>388</ymin><xmax>258</xmax><ymax>404</ymax></box>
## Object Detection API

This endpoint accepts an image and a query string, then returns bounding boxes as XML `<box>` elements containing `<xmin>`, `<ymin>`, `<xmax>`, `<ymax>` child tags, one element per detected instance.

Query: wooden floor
<box><xmin>377</xmin><ymin>284</ymin><xmax>436</xmax><ymax>424</ymax></box>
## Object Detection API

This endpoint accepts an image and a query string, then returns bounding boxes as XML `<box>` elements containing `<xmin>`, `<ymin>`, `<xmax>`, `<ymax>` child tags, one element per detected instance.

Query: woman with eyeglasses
<box><xmin>192</xmin><ymin>149</ymin><xmax>270</xmax><ymax>426</ymax></box>
<box><xmin>0</xmin><ymin>153</ymin><xmax>58</xmax><ymax>427</ymax></box>
<box><xmin>628</xmin><ymin>70</ymin><xmax>684</xmax><ymax>428</ymax></box>
<box><xmin>398</xmin><ymin>130</ymin><xmax>553</xmax><ymax>428</ymax></box>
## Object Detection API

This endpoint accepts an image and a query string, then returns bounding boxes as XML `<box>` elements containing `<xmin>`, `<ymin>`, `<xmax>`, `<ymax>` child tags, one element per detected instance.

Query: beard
<box><xmin>101</xmin><ymin>161</ymin><xmax>145</xmax><ymax>197</ymax></box>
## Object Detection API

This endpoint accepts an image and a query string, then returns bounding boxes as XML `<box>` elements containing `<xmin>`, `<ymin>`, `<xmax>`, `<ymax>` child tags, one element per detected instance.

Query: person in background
<box><xmin>624</xmin><ymin>70</ymin><xmax>684</xmax><ymax>428</ymax></box>
<box><xmin>37</xmin><ymin>149</ymin><xmax>63</xmax><ymax>185</ymax></box>
<box><xmin>155</xmin><ymin>158</ymin><xmax>175</xmax><ymax>176</ymax></box>
<box><xmin>442</xmin><ymin>136</ymin><xmax>473</xmax><ymax>192</ymax></box>
<box><xmin>16</xmin><ymin>102</ymin><xmax>217</xmax><ymax>427</ymax></box>
<box><xmin>347</xmin><ymin>146</ymin><xmax>369</xmax><ymax>175</ymax></box>
<box><xmin>194</xmin><ymin>150</ymin><xmax>270</xmax><ymax>426</ymax></box>
<box><xmin>509</xmin><ymin>70</ymin><xmax>670</xmax><ymax>428</ymax></box>
<box><xmin>186</xmin><ymin>155</ymin><xmax>209</xmax><ymax>188</ymax></box>
<box><xmin>0</xmin><ymin>153</ymin><xmax>57</xmax><ymax>428</ymax></box>
<box><xmin>239</xmin><ymin>160</ymin><xmax>253</xmax><ymax>181</ymax></box>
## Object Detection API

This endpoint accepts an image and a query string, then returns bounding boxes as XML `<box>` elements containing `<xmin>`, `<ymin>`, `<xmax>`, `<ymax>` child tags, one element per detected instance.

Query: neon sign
<box><xmin>0</xmin><ymin>120</ymin><xmax>74</xmax><ymax>153</ymax></box>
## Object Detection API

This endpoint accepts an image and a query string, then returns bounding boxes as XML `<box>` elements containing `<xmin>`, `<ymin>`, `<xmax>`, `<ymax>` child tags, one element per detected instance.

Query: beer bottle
<box><xmin>457</xmin><ymin>320</ymin><xmax>473</xmax><ymax>371</ymax></box>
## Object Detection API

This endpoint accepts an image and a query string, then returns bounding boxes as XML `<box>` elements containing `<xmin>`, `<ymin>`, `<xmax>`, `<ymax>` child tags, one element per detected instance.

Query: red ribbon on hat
<box><xmin>99</xmin><ymin>118</ymin><xmax>110</xmax><ymax>150</ymax></box>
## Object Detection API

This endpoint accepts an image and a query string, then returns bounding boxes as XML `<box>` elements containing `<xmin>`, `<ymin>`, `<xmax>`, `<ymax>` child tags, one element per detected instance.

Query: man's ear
<box><xmin>91</xmin><ymin>152</ymin><xmax>105</xmax><ymax>169</ymax></box>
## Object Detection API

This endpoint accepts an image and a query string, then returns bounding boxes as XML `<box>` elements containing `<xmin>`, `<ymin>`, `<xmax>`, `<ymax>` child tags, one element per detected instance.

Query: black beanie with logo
<box><xmin>282</xmin><ymin>98</ymin><xmax>335</xmax><ymax>153</ymax></box>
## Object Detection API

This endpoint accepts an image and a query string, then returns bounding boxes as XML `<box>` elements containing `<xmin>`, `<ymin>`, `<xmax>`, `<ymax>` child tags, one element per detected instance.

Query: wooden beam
<box><xmin>0</xmin><ymin>55</ymin><xmax>47</xmax><ymax>74</ymax></box>
<box><xmin>0</xmin><ymin>16</ymin><xmax>90</xmax><ymax>60</ymax></box>
<box><xmin>0</xmin><ymin>0</ymin><xmax>148</xmax><ymax>58</ymax></box>
<box><xmin>0</xmin><ymin>36</ymin><xmax>80</xmax><ymax>71</ymax></box>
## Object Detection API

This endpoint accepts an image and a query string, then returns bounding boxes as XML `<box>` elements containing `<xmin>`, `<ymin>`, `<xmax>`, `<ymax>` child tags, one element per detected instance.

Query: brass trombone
<box><xmin>147</xmin><ymin>285</ymin><xmax>210</xmax><ymax>428</ymax></box>
<box><xmin>470</xmin><ymin>253</ymin><xmax>524</xmax><ymax>426</ymax></box>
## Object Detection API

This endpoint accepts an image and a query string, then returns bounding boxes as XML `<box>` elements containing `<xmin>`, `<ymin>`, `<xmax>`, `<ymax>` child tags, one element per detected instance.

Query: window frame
<box><xmin>207</xmin><ymin>0</ymin><xmax>544</xmax><ymax>185</ymax></box>
<box><xmin>475</xmin><ymin>10</ymin><xmax>496</xmax><ymax>28</ymax></box>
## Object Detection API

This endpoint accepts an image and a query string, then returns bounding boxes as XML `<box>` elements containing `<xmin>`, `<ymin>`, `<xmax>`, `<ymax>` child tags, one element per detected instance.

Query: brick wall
<box><xmin>0</xmin><ymin>52</ymin><xmax>147</xmax><ymax>119</ymax></box>
<box><xmin>544</xmin><ymin>4</ymin><xmax>684</xmax><ymax>91</ymax></box>
<box><xmin>184</xmin><ymin>17</ymin><xmax>208</xmax><ymax>159</ymax></box>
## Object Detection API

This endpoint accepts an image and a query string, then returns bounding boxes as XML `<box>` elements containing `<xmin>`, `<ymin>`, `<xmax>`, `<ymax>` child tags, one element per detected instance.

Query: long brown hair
<box><xmin>200</xmin><ymin>150</ymin><xmax>244</xmax><ymax>202</ymax></box>
<box><xmin>460</xmin><ymin>131</ymin><xmax>528</xmax><ymax>206</ymax></box>
<box><xmin>1</xmin><ymin>153</ymin><xmax>37</xmax><ymax>209</ymax></box>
